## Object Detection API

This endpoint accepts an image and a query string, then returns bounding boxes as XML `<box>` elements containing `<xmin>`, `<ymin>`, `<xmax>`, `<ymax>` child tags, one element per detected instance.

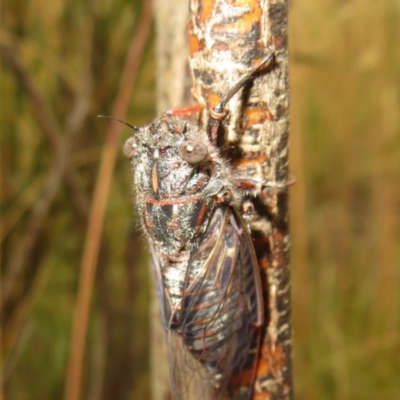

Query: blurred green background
<box><xmin>1</xmin><ymin>1</ymin><xmax>399</xmax><ymax>400</ymax></box>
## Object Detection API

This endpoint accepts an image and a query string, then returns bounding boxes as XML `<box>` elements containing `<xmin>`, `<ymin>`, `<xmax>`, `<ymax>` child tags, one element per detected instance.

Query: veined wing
<box><xmin>149</xmin><ymin>244</ymin><xmax>171</xmax><ymax>328</ymax></box>
<box><xmin>167</xmin><ymin>204</ymin><xmax>263</xmax><ymax>400</ymax></box>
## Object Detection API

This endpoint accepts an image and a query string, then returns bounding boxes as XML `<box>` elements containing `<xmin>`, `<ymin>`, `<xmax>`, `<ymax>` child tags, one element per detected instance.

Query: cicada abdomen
<box><xmin>121</xmin><ymin>53</ymin><xmax>274</xmax><ymax>400</ymax></box>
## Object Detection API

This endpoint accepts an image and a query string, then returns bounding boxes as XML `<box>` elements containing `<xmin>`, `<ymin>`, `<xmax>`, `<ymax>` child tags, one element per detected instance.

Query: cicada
<box><xmin>119</xmin><ymin>53</ymin><xmax>274</xmax><ymax>400</ymax></box>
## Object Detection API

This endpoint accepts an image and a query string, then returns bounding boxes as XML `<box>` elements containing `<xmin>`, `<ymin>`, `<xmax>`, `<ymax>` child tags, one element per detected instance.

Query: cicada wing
<box><xmin>167</xmin><ymin>330</ymin><xmax>217</xmax><ymax>400</ymax></box>
<box><xmin>166</xmin><ymin>205</ymin><xmax>263</xmax><ymax>400</ymax></box>
<box><xmin>227</xmin><ymin>208</ymin><xmax>264</xmax><ymax>399</ymax></box>
<box><xmin>149</xmin><ymin>244</ymin><xmax>172</xmax><ymax>327</ymax></box>
<box><xmin>150</xmin><ymin>243</ymin><xmax>216</xmax><ymax>400</ymax></box>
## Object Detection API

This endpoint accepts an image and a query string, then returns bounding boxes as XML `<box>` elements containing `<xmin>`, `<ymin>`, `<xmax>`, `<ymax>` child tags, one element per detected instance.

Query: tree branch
<box><xmin>187</xmin><ymin>1</ymin><xmax>292</xmax><ymax>398</ymax></box>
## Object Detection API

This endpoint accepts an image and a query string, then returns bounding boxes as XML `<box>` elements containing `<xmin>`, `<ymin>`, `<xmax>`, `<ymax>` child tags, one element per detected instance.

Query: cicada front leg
<box><xmin>206</xmin><ymin>51</ymin><xmax>275</xmax><ymax>147</ymax></box>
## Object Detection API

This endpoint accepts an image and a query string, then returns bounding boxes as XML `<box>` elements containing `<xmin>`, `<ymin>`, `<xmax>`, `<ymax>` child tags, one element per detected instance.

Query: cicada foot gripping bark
<box><xmin>120</xmin><ymin>52</ymin><xmax>274</xmax><ymax>400</ymax></box>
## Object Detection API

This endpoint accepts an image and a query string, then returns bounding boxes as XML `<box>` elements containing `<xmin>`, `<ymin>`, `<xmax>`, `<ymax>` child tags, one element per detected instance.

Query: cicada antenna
<box><xmin>97</xmin><ymin>115</ymin><xmax>139</xmax><ymax>131</ymax></box>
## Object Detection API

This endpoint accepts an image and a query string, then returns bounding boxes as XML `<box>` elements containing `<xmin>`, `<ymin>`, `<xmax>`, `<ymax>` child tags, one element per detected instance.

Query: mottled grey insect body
<box><xmin>124</xmin><ymin>115</ymin><xmax>237</xmax><ymax>319</ymax></box>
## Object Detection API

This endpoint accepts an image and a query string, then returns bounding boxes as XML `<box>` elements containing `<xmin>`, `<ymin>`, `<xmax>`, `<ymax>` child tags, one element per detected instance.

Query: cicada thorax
<box><xmin>132</xmin><ymin>116</ymin><xmax>215</xmax><ymax>250</ymax></box>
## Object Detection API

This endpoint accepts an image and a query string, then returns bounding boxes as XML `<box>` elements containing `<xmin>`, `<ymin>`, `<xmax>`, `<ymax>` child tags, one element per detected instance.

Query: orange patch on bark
<box><xmin>212</xmin><ymin>1</ymin><xmax>262</xmax><ymax>35</ymax></box>
<box><xmin>198</xmin><ymin>0</ymin><xmax>214</xmax><ymax>23</ymax></box>
<box><xmin>257</xmin><ymin>342</ymin><xmax>287</xmax><ymax>377</ymax></box>
<box><xmin>204</xmin><ymin>91</ymin><xmax>222</xmax><ymax>110</ymax></box>
<box><xmin>243</xmin><ymin>104</ymin><xmax>274</xmax><ymax>127</ymax></box>
<box><xmin>187</xmin><ymin>31</ymin><xmax>205</xmax><ymax>54</ymax></box>
<box><xmin>235</xmin><ymin>155</ymin><xmax>267</xmax><ymax>167</ymax></box>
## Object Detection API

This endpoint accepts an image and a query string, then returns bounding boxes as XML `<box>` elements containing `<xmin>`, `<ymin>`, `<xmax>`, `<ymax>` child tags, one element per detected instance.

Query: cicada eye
<box><xmin>123</xmin><ymin>137</ymin><xmax>137</xmax><ymax>158</ymax></box>
<box><xmin>179</xmin><ymin>140</ymin><xmax>209</xmax><ymax>164</ymax></box>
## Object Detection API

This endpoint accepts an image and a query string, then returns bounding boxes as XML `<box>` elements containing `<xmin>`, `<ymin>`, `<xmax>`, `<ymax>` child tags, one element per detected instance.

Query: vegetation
<box><xmin>290</xmin><ymin>1</ymin><xmax>400</xmax><ymax>399</ymax></box>
<box><xmin>1</xmin><ymin>0</ymin><xmax>399</xmax><ymax>399</ymax></box>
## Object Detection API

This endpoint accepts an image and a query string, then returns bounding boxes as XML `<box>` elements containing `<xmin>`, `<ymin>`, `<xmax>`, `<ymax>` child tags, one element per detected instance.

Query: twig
<box><xmin>64</xmin><ymin>3</ymin><xmax>153</xmax><ymax>400</ymax></box>
<box><xmin>0</xmin><ymin>175</ymin><xmax>46</xmax><ymax>244</ymax></box>
<box><xmin>0</xmin><ymin>26</ymin><xmax>92</xmax><ymax>354</ymax></box>
<box><xmin>1</xmin><ymin>171</ymin><xmax>61</xmax><ymax>298</ymax></box>
<box><xmin>0</xmin><ymin>43</ymin><xmax>89</xmax><ymax>222</ymax></box>
<box><xmin>0</xmin><ymin>44</ymin><xmax>69</xmax><ymax>308</ymax></box>
<box><xmin>187</xmin><ymin>0</ymin><xmax>292</xmax><ymax>398</ymax></box>
<box><xmin>2</xmin><ymin>241</ymin><xmax>53</xmax><ymax>382</ymax></box>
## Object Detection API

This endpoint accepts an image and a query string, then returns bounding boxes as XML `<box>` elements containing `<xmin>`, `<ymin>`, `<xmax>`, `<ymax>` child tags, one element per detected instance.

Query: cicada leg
<box><xmin>206</xmin><ymin>51</ymin><xmax>275</xmax><ymax>146</ymax></box>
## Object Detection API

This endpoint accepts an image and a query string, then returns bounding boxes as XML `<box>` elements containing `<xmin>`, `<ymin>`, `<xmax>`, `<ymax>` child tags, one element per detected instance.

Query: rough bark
<box><xmin>187</xmin><ymin>1</ymin><xmax>292</xmax><ymax>399</ymax></box>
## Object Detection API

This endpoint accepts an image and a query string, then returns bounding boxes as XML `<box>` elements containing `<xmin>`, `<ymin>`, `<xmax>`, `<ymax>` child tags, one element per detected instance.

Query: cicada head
<box><xmin>123</xmin><ymin>115</ymin><xmax>210</xmax><ymax>165</ymax></box>
<box><xmin>122</xmin><ymin>114</ymin><xmax>231</xmax><ymax>200</ymax></box>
